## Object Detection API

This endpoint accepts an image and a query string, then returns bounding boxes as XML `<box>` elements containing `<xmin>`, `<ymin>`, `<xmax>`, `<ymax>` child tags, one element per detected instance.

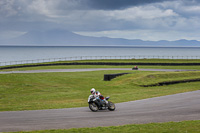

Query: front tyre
<box><xmin>89</xmin><ymin>102</ymin><xmax>99</xmax><ymax>112</ymax></box>
<box><xmin>108</xmin><ymin>101</ymin><xmax>115</xmax><ymax>111</ymax></box>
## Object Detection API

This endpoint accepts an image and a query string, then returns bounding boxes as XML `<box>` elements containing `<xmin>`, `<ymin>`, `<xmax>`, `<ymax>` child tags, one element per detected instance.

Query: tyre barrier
<box><xmin>104</xmin><ymin>73</ymin><xmax>130</xmax><ymax>81</ymax></box>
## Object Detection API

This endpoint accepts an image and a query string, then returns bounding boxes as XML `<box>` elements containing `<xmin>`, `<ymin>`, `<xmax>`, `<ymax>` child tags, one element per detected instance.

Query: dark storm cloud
<box><xmin>52</xmin><ymin>0</ymin><xmax>176</xmax><ymax>10</ymax></box>
<box><xmin>85</xmin><ymin>0</ymin><xmax>173</xmax><ymax>10</ymax></box>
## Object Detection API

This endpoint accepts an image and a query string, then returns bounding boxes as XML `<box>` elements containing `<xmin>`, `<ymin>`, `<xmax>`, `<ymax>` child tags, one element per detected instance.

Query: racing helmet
<box><xmin>90</xmin><ymin>88</ymin><xmax>95</xmax><ymax>94</ymax></box>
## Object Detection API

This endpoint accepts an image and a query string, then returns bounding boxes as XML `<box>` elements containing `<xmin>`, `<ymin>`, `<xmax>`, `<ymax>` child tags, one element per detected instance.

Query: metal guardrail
<box><xmin>1</xmin><ymin>55</ymin><xmax>200</xmax><ymax>66</ymax></box>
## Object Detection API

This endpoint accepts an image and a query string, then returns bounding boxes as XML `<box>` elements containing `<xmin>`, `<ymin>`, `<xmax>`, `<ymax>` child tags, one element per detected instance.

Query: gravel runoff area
<box><xmin>0</xmin><ymin>90</ymin><xmax>200</xmax><ymax>132</ymax></box>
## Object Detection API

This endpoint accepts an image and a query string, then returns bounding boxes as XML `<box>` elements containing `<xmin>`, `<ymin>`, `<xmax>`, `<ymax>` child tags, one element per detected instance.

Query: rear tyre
<box><xmin>108</xmin><ymin>101</ymin><xmax>115</xmax><ymax>111</ymax></box>
<box><xmin>89</xmin><ymin>102</ymin><xmax>99</xmax><ymax>112</ymax></box>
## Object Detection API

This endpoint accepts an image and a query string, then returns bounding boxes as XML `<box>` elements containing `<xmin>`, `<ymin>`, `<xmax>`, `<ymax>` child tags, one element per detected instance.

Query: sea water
<box><xmin>0</xmin><ymin>46</ymin><xmax>200</xmax><ymax>62</ymax></box>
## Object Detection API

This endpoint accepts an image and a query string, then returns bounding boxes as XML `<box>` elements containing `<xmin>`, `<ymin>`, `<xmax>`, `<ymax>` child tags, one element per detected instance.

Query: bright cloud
<box><xmin>108</xmin><ymin>6</ymin><xmax>178</xmax><ymax>20</ymax></box>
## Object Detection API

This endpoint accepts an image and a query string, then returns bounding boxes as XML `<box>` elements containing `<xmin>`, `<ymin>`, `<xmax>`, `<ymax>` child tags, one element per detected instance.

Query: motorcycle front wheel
<box><xmin>89</xmin><ymin>102</ymin><xmax>99</xmax><ymax>112</ymax></box>
<box><xmin>108</xmin><ymin>101</ymin><xmax>115</xmax><ymax>111</ymax></box>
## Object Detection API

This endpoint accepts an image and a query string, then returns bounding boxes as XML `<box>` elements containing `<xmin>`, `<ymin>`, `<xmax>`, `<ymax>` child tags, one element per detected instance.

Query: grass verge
<box><xmin>1</xmin><ymin>59</ymin><xmax>200</xmax><ymax>71</ymax></box>
<box><xmin>117</xmin><ymin>71</ymin><xmax>200</xmax><ymax>86</ymax></box>
<box><xmin>9</xmin><ymin>120</ymin><xmax>200</xmax><ymax>133</ymax></box>
<box><xmin>1</xmin><ymin>64</ymin><xmax>200</xmax><ymax>72</ymax></box>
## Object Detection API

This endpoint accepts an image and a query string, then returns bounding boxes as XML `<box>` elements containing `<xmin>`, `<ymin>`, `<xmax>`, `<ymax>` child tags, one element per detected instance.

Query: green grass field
<box><xmin>1</xmin><ymin>65</ymin><xmax>200</xmax><ymax>71</ymax></box>
<box><xmin>1</xmin><ymin>69</ymin><xmax>200</xmax><ymax>111</ymax></box>
<box><xmin>9</xmin><ymin>120</ymin><xmax>200</xmax><ymax>133</ymax></box>
<box><xmin>1</xmin><ymin>59</ymin><xmax>200</xmax><ymax>132</ymax></box>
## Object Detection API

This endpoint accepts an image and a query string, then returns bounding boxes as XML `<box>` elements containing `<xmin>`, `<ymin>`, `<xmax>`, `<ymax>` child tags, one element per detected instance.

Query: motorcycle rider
<box><xmin>90</xmin><ymin>88</ymin><xmax>108</xmax><ymax>105</ymax></box>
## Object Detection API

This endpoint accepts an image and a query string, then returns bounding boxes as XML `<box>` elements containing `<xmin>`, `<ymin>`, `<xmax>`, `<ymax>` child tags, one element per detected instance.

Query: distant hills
<box><xmin>0</xmin><ymin>29</ymin><xmax>200</xmax><ymax>47</ymax></box>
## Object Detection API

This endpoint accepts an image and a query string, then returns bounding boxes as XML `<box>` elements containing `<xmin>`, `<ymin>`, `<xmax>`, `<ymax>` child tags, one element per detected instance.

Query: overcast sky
<box><xmin>0</xmin><ymin>0</ymin><xmax>200</xmax><ymax>41</ymax></box>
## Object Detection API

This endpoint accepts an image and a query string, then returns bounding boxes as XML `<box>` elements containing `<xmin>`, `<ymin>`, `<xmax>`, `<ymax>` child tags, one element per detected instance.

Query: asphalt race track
<box><xmin>0</xmin><ymin>90</ymin><xmax>200</xmax><ymax>132</ymax></box>
<box><xmin>0</xmin><ymin>68</ymin><xmax>197</xmax><ymax>74</ymax></box>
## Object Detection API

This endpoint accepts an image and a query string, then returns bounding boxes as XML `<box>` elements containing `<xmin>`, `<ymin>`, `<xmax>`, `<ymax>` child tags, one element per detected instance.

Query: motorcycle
<box><xmin>88</xmin><ymin>95</ymin><xmax>116</xmax><ymax>112</ymax></box>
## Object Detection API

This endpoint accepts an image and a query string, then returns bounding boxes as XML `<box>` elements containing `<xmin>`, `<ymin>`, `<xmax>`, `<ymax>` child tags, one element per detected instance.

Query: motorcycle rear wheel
<box><xmin>89</xmin><ymin>102</ymin><xmax>99</xmax><ymax>112</ymax></box>
<box><xmin>108</xmin><ymin>101</ymin><xmax>115</xmax><ymax>111</ymax></box>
